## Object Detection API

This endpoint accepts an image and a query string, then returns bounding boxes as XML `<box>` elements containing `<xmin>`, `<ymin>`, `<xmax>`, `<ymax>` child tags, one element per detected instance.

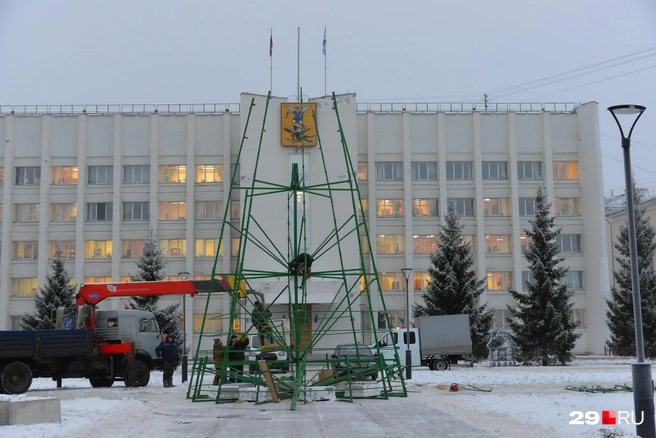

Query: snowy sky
<box><xmin>0</xmin><ymin>0</ymin><xmax>655</xmax><ymax>196</ymax></box>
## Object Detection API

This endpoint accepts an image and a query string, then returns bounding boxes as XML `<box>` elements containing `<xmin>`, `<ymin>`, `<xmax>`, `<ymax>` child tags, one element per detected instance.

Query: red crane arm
<box><xmin>75</xmin><ymin>280</ymin><xmax>196</xmax><ymax>306</ymax></box>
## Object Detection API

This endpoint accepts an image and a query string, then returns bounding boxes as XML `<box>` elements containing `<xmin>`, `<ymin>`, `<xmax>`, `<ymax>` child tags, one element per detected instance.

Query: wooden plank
<box><xmin>258</xmin><ymin>360</ymin><xmax>280</xmax><ymax>403</ymax></box>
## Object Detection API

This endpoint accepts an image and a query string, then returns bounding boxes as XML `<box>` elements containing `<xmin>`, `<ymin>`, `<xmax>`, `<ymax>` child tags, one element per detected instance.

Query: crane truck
<box><xmin>0</xmin><ymin>280</ymin><xmax>196</xmax><ymax>394</ymax></box>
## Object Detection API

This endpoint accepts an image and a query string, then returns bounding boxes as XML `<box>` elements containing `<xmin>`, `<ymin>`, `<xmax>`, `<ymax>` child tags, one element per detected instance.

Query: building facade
<box><xmin>0</xmin><ymin>95</ymin><xmax>610</xmax><ymax>354</ymax></box>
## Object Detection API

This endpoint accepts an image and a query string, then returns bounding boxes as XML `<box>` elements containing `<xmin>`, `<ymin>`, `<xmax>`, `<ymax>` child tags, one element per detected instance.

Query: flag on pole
<box><xmin>270</xmin><ymin>30</ymin><xmax>273</xmax><ymax>57</ymax></box>
<box><xmin>322</xmin><ymin>27</ymin><xmax>326</xmax><ymax>55</ymax></box>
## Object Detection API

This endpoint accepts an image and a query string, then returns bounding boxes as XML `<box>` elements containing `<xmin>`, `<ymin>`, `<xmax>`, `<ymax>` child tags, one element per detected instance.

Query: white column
<box><xmin>185</xmin><ymin>114</ymin><xmax>195</xmax><ymax>348</ymax></box>
<box><xmin>402</xmin><ymin>111</ymin><xmax>415</xmax><ymax>318</ymax></box>
<box><xmin>75</xmin><ymin>116</ymin><xmax>87</xmax><ymax>284</ymax></box>
<box><xmin>0</xmin><ymin>116</ymin><xmax>14</xmax><ymax>328</ymax></box>
<box><xmin>437</xmin><ymin>113</ymin><xmax>448</xmax><ymax>223</ymax></box>
<box><xmin>111</xmin><ymin>116</ymin><xmax>122</xmax><ymax>282</ymax></box>
<box><xmin>542</xmin><ymin>113</ymin><xmax>554</xmax><ymax>202</ymax></box>
<box><xmin>222</xmin><ymin>112</ymin><xmax>232</xmax><ymax>324</ymax></box>
<box><xmin>366</xmin><ymin>112</ymin><xmax>378</xmax><ymax>314</ymax></box>
<box><xmin>508</xmin><ymin>113</ymin><xmax>522</xmax><ymax>294</ymax></box>
<box><xmin>37</xmin><ymin>116</ymin><xmax>51</xmax><ymax>287</ymax></box>
<box><xmin>149</xmin><ymin>116</ymin><xmax>159</xmax><ymax>234</ymax></box>
<box><xmin>472</xmin><ymin>112</ymin><xmax>486</xmax><ymax>301</ymax></box>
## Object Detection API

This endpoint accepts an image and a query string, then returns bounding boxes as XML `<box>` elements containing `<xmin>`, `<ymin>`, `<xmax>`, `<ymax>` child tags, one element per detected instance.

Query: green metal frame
<box><xmin>188</xmin><ymin>92</ymin><xmax>407</xmax><ymax>409</ymax></box>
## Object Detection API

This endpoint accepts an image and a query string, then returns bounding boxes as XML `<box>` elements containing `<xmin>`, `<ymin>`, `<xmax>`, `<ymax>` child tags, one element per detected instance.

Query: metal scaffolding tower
<box><xmin>188</xmin><ymin>92</ymin><xmax>407</xmax><ymax>409</ymax></box>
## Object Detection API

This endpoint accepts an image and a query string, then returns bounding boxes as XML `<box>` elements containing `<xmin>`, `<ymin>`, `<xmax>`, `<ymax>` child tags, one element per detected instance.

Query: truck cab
<box><xmin>95</xmin><ymin>310</ymin><xmax>162</xmax><ymax>367</ymax></box>
<box><xmin>371</xmin><ymin>328</ymin><xmax>421</xmax><ymax>368</ymax></box>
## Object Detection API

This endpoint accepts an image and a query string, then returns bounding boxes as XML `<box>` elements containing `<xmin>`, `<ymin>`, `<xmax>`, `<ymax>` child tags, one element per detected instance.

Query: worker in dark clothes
<box><xmin>156</xmin><ymin>333</ymin><xmax>180</xmax><ymax>388</ymax></box>
<box><xmin>228</xmin><ymin>334</ymin><xmax>249</xmax><ymax>382</ymax></box>
<box><xmin>252</xmin><ymin>301</ymin><xmax>274</xmax><ymax>346</ymax></box>
<box><xmin>288</xmin><ymin>253</ymin><xmax>314</xmax><ymax>287</ymax></box>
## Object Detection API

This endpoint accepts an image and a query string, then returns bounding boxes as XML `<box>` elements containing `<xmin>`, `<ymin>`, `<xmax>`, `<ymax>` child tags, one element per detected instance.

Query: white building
<box><xmin>0</xmin><ymin>94</ymin><xmax>610</xmax><ymax>354</ymax></box>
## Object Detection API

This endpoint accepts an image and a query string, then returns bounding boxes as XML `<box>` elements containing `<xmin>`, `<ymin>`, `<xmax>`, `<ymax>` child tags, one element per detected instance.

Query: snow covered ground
<box><xmin>0</xmin><ymin>357</ymin><xmax>651</xmax><ymax>438</ymax></box>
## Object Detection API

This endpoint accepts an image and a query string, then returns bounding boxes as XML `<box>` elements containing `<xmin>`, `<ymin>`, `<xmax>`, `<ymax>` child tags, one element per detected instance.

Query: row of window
<box><xmin>362</xmin><ymin>233</ymin><xmax>580</xmax><ymax>255</ymax></box>
<box><xmin>4</xmin><ymin>201</ymin><xmax>239</xmax><ymax>223</ymax></box>
<box><xmin>9</xmin><ymin>238</ymin><xmax>236</xmax><ymax>260</ymax></box>
<box><xmin>492</xmin><ymin>308</ymin><xmax>586</xmax><ymax>330</ymax></box>
<box><xmin>376</xmin><ymin>270</ymin><xmax>584</xmax><ymax>292</ymax></box>
<box><xmin>359</xmin><ymin>161</ymin><xmax>577</xmax><ymax>182</ymax></box>
<box><xmin>366</xmin><ymin>197</ymin><xmax>580</xmax><ymax>218</ymax></box>
<box><xmin>1</xmin><ymin>165</ymin><xmax>239</xmax><ymax>186</ymax></box>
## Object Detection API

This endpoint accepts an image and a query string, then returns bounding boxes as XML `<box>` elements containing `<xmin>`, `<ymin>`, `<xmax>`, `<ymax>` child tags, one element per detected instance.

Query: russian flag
<box><xmin>269</xmin><ymin>31</ymin><xmax>273</xmax><ymax>57</ymax></box>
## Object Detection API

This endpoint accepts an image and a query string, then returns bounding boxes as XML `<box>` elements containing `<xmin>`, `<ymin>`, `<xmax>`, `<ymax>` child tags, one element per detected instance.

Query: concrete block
<box><xmin>335</xmin><ymin>382</ymin><xmax>381</xmax><ymax>398</ymax></box>
<box><xmin>239</xmin><ymin>387</ymin><xmax>273</xmax><ymax>402</ymax></box>
<box><xmin>304</xmin><ymin>386</ymin><xmax>336</xmax><ymax>401</ymax></box>
<box><xmin>0</xmin><ymin>398</ymin><xmax>61</xmax><ymax>426</ymax></box>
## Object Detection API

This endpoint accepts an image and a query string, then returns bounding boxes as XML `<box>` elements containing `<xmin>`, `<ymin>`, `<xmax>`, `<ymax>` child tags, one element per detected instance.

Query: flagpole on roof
<box><xmin>323</xmin><ymin>27</ymin><xmax>327</xmax><ymax>96</ymax></box>
<box><xmin>297</xmin><ymin>27</ymin><xmax>301</xmax><ymax>101</ymax></box>
<box><xmin>269</xmin><ymin>28</ymin><xmax>273</xmax><ymax>92</ymax></box>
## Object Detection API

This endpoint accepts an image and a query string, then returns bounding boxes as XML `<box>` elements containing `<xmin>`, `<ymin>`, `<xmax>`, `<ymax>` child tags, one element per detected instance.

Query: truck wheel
<box><xmin>89</xmin><ymin>378</ymin><xmax>115</xmax><ymax>388</ymax></box>
<box><xmin>124</xmin><ymin>360</ymin><xmax>150</xmax><ymax>387</ymax></box>
<box><xmin>432</xmin><ymin>359</ymin><xmax>448</xmax><ymax>371</ymax></box>
<box><xmin>2</xmin><ymin>361</ymin><xmax>33</xmax><ymax>394</ymax></box>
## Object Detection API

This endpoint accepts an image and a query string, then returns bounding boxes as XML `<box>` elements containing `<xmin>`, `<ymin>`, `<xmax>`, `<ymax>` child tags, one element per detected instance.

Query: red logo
<box><xmin>602</xmin><ymin>411</ymin><xmax>616</xmax><ymax>425</ymax></box>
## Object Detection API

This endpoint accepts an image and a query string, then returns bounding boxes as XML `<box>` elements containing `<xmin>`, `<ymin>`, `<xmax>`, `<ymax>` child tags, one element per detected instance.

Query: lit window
<box><xmin>376</xmin><ymin>235</ymin><xmax>405</xmax><ymax>254</ymax></box>
<box><xmin>553</xmin><ymin>161</ymin><xmax>577</xmax><ymax>180</ymax></box>
<box><xmin>159</xmin><ymin>165</ymin><xmax>186</xmax><ymax>183</ymax></box>
<box><xmin>14</xmin><ymin>204</ymin><xmax>39</xmax><ymax>222</ymax></box>
<box><xmin>446</xmin><ymin>161</ymin><xmax>472</xmax><ymax>180</ymax></box>
<box><xmin>122</xmin><ymin>240</ymin><xmax>145</xmax><ymax>258</ymax></box>
<box><xmin>554</xmin><ymin>198</ymin><xmax>579</xmax><ymax>216</ymax></box>
<box><xmin>413</xmin><ymin>235</ymin><xmax>438</xmax><ymax>254</ymax></box>
<box><xmin>15</xmin><ymin>167</ymin><xmax>41</xmax><ymax>186</ymax></box>
<box><xmin>375</xmin><ymin>162</ymin><xmax>402</xmax><ymax>181</ymax></box>
<box><xmin>14</xmin><ymin>241</ymin><xmax>38</xmax><ymax>260</ymax></box>
<box><xmin>85</xmin><ymin>277</ymin><xmax>112</xmax><ymax>284</ymax></box>
<box><xmin>194</xmin><ymin>313</ymin><xmax>223</xmax><ymax>334</ymax></box>
<box><xmin>50</xmin><ymin>241</ymin><xmax>75</xmax><ymax>259</ymax></box>
<box><xmin>51</xmin><ymin>203</ymin><xmax>77</xmax><ymax>221</ymax></box>
<box><xmin>411</xmin><ymin>162</ymin><xmax>437</xmax><ymax>180</ymax></box>
<box><xmin>482</xmin><ymin>162</ymin><xmax>507</xmax><ymax>180</ymax></box>
<box><xmin>0</xmin><ymin>168</ymin><xmax>4</xmax><ymax>184</ymax></box>
<box><xmin>196</xmin><ymin>165</ymin><xmax>222</xmax><ymax>183</ymax></box>
<box><xmin>195</xmin><ymin>239</ymin><xmax>224</xmax><ymax>257</ymax></box>
<box><xmin>378</xmin><ymin>272</ymin><xmax>405</xmax><ymax>291</ymax></box>
<box><xmin>87</xmin><ymin>202</ymin><xmax>113</xmax><ymax>221</ymax></box>
<box><xmin>357</xmin><ymin>162</ymin><xmax>368</xmax><ymax>181</ymax></box>
<box><xmin>483</xmin><ymin>198</ymin><xmax>509</xmax><ymax>216</ymax></box>
<box><xmin>85</xmin><ymin>240</ymin><xmax>112</xmax><ymax>258</ymax></box>
<box><xmin>376</xmin><ymin>199</ymin><xmax>404</xmax><ymax>217</ymax></box>
<box><xmin>159</xmin><ymin>201</ymin><xmax>186</xmax><ymax>220</ymax></box>
<box><xmin>88</xmin><ymin>166</ymin><xmax>113</xmax><ymax>185</ymax></box>
<box><xmin>412</xmin><ymin>199</ymin><xmax>438</xmax><ymax>217</ymax></box>
<box><xmin>359</xmin><ymin>236</ymin><xmax>370</xmax><ymax>254</ymax></box>
<box><xmin>517</xmin><ymin>161</ymin><xmax>542</xmax><ymax>180</ymax></box>
<box><xmin>485</xmin><ymin>235</ymin><xmax>510</xmax><ymax>253</ymax></box>
<box><xmin>52</xmin><ymin>166</ymin><xmax>78</xmax><ymax>185</ymax></box>
<box><xmin>487</xmin><ymin>272</ymin><xmax>512</xmax><ymax>290</ymax></box>
<box><xmin>462</xmin><ymin>234</ymin><xmax>476</xmax><ymax>251</ymax></box>
<box><xmin>124</xmin><ymin>165</ymin><xmax>150</xmax><ymax>184</ymax></box>
<box><xmin>413</xmin><ymin>272</ymin><xmax>431</xmax><ymax>290</ymax></box>
<box><xmin>231</xmin><ymin>238</ymin><xmax>240</xmax><ymax>257</ymax></box>
<box><xmin>160</xmin><ymin>239</ymin><xmax>186</xmax><ymax>257</ymax></box>
<box><xmin>12</xmin><ymin>278</ymin><xmax>38</xmax><ymax>296</ymax></box>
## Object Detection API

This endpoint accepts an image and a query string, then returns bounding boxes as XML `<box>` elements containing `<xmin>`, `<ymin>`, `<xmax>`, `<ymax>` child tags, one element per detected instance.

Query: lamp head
<box><xmin>401</xmin><ymin>268</ymin><xmax>413</xmax><ymax>280</ymax></box>
<box><xmin>177</xmin><ymin>271</ymin><xmax>190</xmax><ymax>280</ymax></box>
<box><xmin>607</xmin><ymin>104</ymin><xmax>646</xmax><ymax>141</ymax></box>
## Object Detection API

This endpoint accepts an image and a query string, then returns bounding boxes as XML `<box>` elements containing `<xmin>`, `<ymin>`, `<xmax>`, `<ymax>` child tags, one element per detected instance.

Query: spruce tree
<box><xmin>507</xmin><ymin>186</ymin><xmax>580</xmax><ymax>365</ymax></box>
<box><xmin>413</xmin><ymin>201</ymin><xmax>493</xmax><ymax>359</ymax></box>
<box><xmin>606</xmin><ymin>180</ymin><xmax>656</xmax><ymax>357</ymax></box>
<box><xmin>21</xmin><ymin>244</ymin><xmax>76</xmax><ymax>330</ymax></box>
<box><xmin>129</xmin><ymin>233</ymin><xmax>184</xmax><ymax>349</ymax></box>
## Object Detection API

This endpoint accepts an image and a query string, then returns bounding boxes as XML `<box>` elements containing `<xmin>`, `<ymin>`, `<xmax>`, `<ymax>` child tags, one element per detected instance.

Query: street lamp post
<box><xmin>608</xmin><ymin>104</ymin><xmax>654</xmax><ymax>438</ymax></box>
<box><xmin>178</xmin><ymin>271</ymin><xmax>190</xmax><ymax>383</ymax></box>
<box><xmin>401</xmin><ymin>268</ymin><xmax>413</xmax><ymax>380</ymax></box>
